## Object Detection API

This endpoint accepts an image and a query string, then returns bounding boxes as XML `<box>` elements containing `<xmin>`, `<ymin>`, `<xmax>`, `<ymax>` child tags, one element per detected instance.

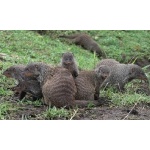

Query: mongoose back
<box><xmin>60</xmin><ymin>52</ymin><xmax>79</xmax><ymax>78</ymax></box>
<box><xmin>23</xmin><ymin>63</ymin><xmax>77</xmax><ymax>108</ymax></box>
<box><xmin>75</xmin><ymin>65</ymin><xmax>110</xmax><ymax>100</ymax></box>
<box><xmin>59</xmin><ymin>33</ymin><xmax>106</xmax><ymax>58</ymax></box>
<box><xmin>100</xmin><ymin>64</ymin><xmax>149</xmax><ymax>91</ymax></box>
<box><xmin>3</xmin><ymin>65</ymin><xmax>42</xmax><ymax>100</ymax></box>
<box><xmin>23</xmin><ymin>63</ymin><xmax>104</xmax><ymax>108</ymax></box>
<box><xmin>96</xmin><ymin>59</ymin><xmax>120</xmax><ymax>68</ymax></box>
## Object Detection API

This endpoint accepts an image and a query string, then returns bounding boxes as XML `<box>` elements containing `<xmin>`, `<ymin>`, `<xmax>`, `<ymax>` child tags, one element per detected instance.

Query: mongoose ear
<box><xmin>35</xmin><ymin>65</ymin><xmax>38</xmax><ymax>68</ymax></box>
<box><xmin>129</xmin><ymin>67</ymin><xmax>136</xmax><ymax>74</ymax></box>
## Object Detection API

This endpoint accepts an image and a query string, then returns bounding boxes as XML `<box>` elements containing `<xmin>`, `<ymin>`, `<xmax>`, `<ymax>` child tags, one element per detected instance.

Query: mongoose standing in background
<box><xmin>96</xmin><ymin>59</ymin><xmax>120</xmax><ymax>68</ymax></box>
<box><xmin>75</xmin><ymin>65</ymin><xmax>110</xmax><ymax>101</ymax></box>
<box><xmin>3</xmin><ymin>65</ymin><xmax>42</xmax><ymax>100</ymax></box>
<box><xmin>100</xmin><ymin>64</ymin><xmax>149</xmax><ymax>91</ymax></box>
<box><xmin>60</xmin><ymin>52</ymin><xmax>79</xmax><ymax>78</ymax></box>
<box><xmin>59</xmin><ymin>33</ymin><xmax>106</xmax><ymax>58</ymax></box>
<box><xmin>23</xmin><ymin>62</ymin><xmax>104</xmax><ymax>108</ymax></box>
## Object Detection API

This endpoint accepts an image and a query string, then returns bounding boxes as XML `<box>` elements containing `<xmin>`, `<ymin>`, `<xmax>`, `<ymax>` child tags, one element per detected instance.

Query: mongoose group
<box><xmin>3</xmin><ymin>57</ymin><xmax>149</xmax><ymax>108</ymax></box>
<box><xmin>2</xmin><ymin>33</ymin><xmax>149</xmax><ymax>108</ymax></box>
<box><xmin>3</xmin><ymin>52</ymin><xmax>111</xmax><ymax>108</ymax></box>
<box><xmin>3</xmin><ymin>64</ymin><xmax>42</xmax><ymax>100</ymax></box>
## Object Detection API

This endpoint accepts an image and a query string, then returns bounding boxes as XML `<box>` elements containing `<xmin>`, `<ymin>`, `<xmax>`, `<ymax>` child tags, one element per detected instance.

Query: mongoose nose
<box><xmin>64</xmin><ymin>61</ymin><xmax>71</xmax><ymax>65</ymax></box>
<box><xmin>2</xmin><ymin>71</ymin><xmax>10</xmax><ymax>77</ymax></box>
<box><xmin>22</xmin><ymin>71</ymin><xmax>28</xmax><ymax>77</ymax></box>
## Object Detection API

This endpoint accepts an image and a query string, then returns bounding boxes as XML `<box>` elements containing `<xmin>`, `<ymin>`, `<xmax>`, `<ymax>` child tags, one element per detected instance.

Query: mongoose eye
<box><xmin>26</xmin><ymin>68</ymin><xmax>30</xmax><ymax>72</ymax></box>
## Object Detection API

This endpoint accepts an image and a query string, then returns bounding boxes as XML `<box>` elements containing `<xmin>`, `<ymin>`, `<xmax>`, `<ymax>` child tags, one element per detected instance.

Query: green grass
<box><xmin>43</xmin><ymin>106</ymin><xmax>72</xmax><ymax>120</ymax></box>
<box><xmin>0</xmin><ymin>102</ymin><xmax>16</xmax><ymax>119</ymax></box>
<box><xmin>0</xmin><ymin>30</ymin><xmax>150</xmax><ymax>119</ymax></box>
<box><xmin>100</xmin><ymin>80</ymin><xmax>150</xmax><ymax>106</ymax></box>
<box><xmin>101</xmin><ymin>89</ymin><xmax>150</xmax><ymax>107</ymax></box>
<box><xmin>18</xmin><ymin>99</ymin><xmax>43</xmax><ymax>107</ymax></box>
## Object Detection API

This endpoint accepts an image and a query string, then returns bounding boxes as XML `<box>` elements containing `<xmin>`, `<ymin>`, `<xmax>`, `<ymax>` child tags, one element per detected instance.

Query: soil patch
<box><xmin>74</xmin><ymin>103</ymin><xmax>150</xmax><ymax>120</ymax></box>
<box><xmin>5</xmin><ymin>101</ymin><xmax>47</xmax><ymax>120</ymax></box>
<box><xmin>4</xmin><ymin>100</ymin><xmax>150</xmax><ymax>120</ymax></box>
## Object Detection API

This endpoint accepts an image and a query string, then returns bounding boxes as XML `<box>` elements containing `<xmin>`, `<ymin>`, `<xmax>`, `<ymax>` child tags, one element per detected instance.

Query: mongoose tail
<box><xmin>59</xmin><ymin>35</ymin><xmax>78</xmax><ymax>39</ymax></box>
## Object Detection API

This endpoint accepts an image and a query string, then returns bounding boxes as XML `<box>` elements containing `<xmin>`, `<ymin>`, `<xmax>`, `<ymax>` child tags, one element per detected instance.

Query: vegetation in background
<box><xmin>0</xmin><ymin>30</ymin><xmax>149</xmax><ymax>119</ymax></box>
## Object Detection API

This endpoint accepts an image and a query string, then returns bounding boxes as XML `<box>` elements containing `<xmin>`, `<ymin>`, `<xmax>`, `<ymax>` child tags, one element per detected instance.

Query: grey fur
<box><xmin>101</xmin><ymin>64</ymin><xmax>149</xmax><ymax>91</ymax></box>
<box><xmin>96</xmin><ymin>59</ymin><xmax>120</xmax><ymax>68</ymax></box>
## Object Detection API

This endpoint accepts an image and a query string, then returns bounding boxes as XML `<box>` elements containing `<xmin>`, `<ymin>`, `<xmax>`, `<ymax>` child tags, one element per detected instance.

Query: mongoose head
<box><xmin>129</xmin><ymin>64</ymin><xmax>149</xmax><ymax>84</ymax></box>
<box><xmin>23</xmin><ymin>62</ymin><xmax>45</xmax><ymax>78</ymax></box>
<box><xmin>95</xmin><ymin>65</ymin><xmax>110</xmax><ymax>79</ymax></box>
<box><xmin>61</xmin><ymin>52</ymin><xmax>75</xmax><ymax>66</ymax></box>
<box><xmin>2</xmin><ymin>65</ymin><xmax>25</xmax><ymax>80</ymax></box>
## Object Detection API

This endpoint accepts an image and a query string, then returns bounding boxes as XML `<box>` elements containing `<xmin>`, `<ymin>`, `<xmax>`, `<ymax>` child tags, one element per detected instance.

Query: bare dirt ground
<box><xmin>3</xmin><ymin>98</ymin><xmax>150</xmax><ymax>120</ymax></box>
<box><xmin>74</xmin><ymin>103</ymin><xmax>150</xmax><ymax>120</ymax></box>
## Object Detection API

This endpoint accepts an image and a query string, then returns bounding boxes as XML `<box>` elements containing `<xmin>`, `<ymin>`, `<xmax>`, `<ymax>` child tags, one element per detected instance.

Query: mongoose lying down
<box><xmin>23</xmin><ymin>62</ymin><xmax>105</xmax><ymax>108</ymax></box>
<box><xmin>60</xmin><ymin>52</ymin><xmax>79</xmax><ymax>78</ymax></box>
<box><xmin>59</xmin><ymin>33</ymin><xmax>106</xmax><ymax>58</ymax></box>
<box><xmin>75</xmin><ymin>65</ymin><xmax>110</xmax><ymax>101</ymax></box>
<box><xmin>100</xmin><ymin>64</ymin><xmax>149</xmax><ymax>91</ymax></box>
<box><xmin>3</xmin><ymin>65</ymin><xmax>42</xmax><ymax>100</ymax></box>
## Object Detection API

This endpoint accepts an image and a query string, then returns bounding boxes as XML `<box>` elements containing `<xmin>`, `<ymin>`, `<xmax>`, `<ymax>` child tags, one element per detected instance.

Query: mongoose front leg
<box><xmin>19</xmin><ymin>91</ymin><xmax>26</xmax><ymax>100</ymax></box>
<box><xmin>72</xmin><ymin>70</ymin><xmax>78</xmax><ymax>78</ymax></box>
<box><xmin>100</xmin><ymin>78</ymin><xmax>110</xmax><ymax>89</ymax></box>
<box><xmin>116</xmin><ymin>82</ymin><xmax>125</xmax><ymax>92</ymax></box>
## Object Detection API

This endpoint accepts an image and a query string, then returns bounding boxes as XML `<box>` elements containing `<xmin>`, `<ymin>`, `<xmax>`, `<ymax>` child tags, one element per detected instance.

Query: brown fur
<box><xmin>42</xmin><ymin>67</ymin><xmax>77</xmax><ymax>108</ymax></box>
<box><xmin>60</xmin><ymin>33</ymin><xmax>106</xmax><ymax>58</ymax></box>
<box><xmin>3</xmin><ymin>65</ymin><xmax>42</xmax><ymax>100</ymax></box>
<box><xmin>75</xmin><ymin>66</ymin><xmax>110</xmax><ymax>101</ymax></box>
<box><xmin>23</xmin><ymin>63</ymin><xmax>104</xmax><ymax>108</ymax></box>
<box><xmin>61</xmin><ymin>52</ymin><xmax>79</xmax><ymax>78</ymax></box>
<box><xmin>23</xmin><ymin>63</ymin><xmax>76</xmax><ymax>108</ymax></box>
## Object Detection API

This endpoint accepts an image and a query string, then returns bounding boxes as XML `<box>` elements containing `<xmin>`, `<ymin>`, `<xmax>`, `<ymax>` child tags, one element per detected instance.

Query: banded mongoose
<box><xmin>60</xmin><ymin>52</ymin><xmax>79</xmax><ymax>78</ymax></box>
<box><xmin>3</xmin><ymin>65</ymin><xmax>42</xmax><ymax>100</ymax></box>
<box><xmin>100</xmin><ymin>64</ymin><xmax>149</xmax><ymax>91</ymax></box>
<box><xmin>23</xmin><ymin>62</ymin><xmax>103</xmax><ymax>108</ymax></box>
<box><xmin>96</xmin><ymin>59</ymin><xmax>120</xmax><ymax>68</ymax></box>
<box><xmin>59</xmin><ymin>33</ymin><xmax>106</xmax><ymax>58</ymax></box>
<box><xmin>75</xmin><ymin>65</ymin><xmax>110</xmax><ymax>101</ymax></box>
